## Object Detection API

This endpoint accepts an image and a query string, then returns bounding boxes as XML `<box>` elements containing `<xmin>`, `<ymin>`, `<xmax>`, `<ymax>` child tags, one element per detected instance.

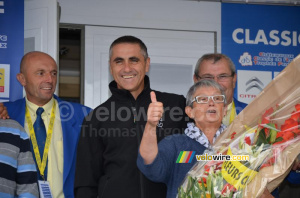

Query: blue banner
<box><xmin>0</xmin><ymin>0</ymin><xmax>24</xmax><ymax>101</ymax></box>
<box><xmin>222</xmin><ymin>3</ymin><xmax>300</xmax><ymax>104</ymax></box>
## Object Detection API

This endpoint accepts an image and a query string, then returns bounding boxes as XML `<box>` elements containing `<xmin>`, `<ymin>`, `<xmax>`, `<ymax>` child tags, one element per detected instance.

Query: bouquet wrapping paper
<box><xmin>178</xmin><ymin>55</ymin><xmax>300</xmax><ymax>198</ymax></box>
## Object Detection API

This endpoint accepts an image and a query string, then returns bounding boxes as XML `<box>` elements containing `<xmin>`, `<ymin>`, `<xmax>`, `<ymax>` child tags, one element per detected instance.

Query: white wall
<box><xmin>58</xmin><ymin>0</ymin><xmax>221</xmax><ymax>51</ymax></box>
<box><xmin>57</xmin><ymin>0</ymin><xmax>221</xmax><ymax>106</ymax></box>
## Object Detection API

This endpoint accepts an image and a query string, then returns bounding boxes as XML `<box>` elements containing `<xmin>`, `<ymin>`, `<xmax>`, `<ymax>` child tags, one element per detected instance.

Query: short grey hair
<box><xmin>194</xmin><ymin>53</ymin><xmax>236</xmax><ymax>80</ymax></box>
<box><xmin>186</xmin><ymin>79</ymin><xmax>226</xmax><ymax>107</ymax></box>
<box><xmin>109</xmin><ymin>35</ymin><xmax>148</xmax><ymax>61</ymax></box>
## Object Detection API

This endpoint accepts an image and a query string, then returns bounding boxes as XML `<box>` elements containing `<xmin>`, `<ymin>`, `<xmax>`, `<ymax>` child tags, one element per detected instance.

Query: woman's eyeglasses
<box><xmin>192</xmin><ymin>95</ymin><xmax>225</xmax><ymax>104</ymax></box>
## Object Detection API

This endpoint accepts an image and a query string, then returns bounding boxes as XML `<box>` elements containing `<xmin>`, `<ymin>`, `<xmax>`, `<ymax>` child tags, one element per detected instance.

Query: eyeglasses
<box><xmin>192</xmin><ymin>95</ymin><xmax>225</xmax><ymax>104</ymax></box>
<box><xmin>196</xmin><ymin>74</ymin><xmax>234</xmax><ymax>82</ymax></box>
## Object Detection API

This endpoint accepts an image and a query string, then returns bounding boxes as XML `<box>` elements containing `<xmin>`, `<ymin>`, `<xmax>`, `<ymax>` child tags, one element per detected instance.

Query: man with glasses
<box><xmin>193</xmin><ymin>53</ymin><xmax>247</xmax><ymax>126</ymax></box>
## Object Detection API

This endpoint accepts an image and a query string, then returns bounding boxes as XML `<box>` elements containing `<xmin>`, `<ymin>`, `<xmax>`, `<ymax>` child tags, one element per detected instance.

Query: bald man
<box><xmin>4</xmin><ymin>51</ymin><xmax>92</xmax><ymax>198</ymax></box>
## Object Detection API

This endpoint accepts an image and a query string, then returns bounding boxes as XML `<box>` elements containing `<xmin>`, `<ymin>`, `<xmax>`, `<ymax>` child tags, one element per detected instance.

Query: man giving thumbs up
<box><xmin>140</xmin><ymin>91</ymin><xmax>164</xmax><ymax>164</ymax></box>
<box><xmin>75</xmin><ymin>36</ymin><xmax>188</xmax><ymax>198</ymax></box>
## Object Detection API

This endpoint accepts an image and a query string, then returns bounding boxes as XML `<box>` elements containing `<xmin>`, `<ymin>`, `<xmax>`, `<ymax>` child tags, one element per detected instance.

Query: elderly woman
<box><xmin>137</xmin><ymin>79</ymin><xmax>227</xmax><ymax>198</ymax></box>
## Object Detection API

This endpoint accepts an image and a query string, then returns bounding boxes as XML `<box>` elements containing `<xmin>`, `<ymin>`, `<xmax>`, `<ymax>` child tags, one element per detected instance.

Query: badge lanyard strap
<box><xmin>229</xmin><ymin>100</ymin><xmax>236</xmax><ymax>125</ymax></box>
<box><xmin>25</xmin><ymin>100</ymin><xmax>56</xmax><ymax>180</ymax></box>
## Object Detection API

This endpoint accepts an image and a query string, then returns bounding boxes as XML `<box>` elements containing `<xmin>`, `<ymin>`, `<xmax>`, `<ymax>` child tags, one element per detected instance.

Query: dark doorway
<box><xmin>58</xmin><ymin>27</ymin><xmax>82</xmax><ymax>104</ymax></box>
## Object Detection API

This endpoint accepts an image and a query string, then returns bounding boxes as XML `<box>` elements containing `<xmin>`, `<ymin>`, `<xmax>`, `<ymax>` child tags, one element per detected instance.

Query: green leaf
<box><xmin>210</xmin><ymin>180</ymin><xmax>215</xmax><ymax>198</ymax></box>
<box><xmin>265</xmin><ymin>123</ymin><xmax>278</xmax><ymax>143</ymax></box>
<box><xmin>229</xmin><ymin>190</ymin><xmax>234</xmax><ymax>198</ymax></box>
<box><xmin>178</xmin><ymin>187</ymin><xmax>184</xmax><ymax>198</ymax></box>
<box><xmin>186</xmin><ymin>176</ymin><xmax>194</xmax><ymax>193</ymax></box>
<box><xmin>269</xmin><ymin>129</ymin><xmax>277</xmax><ymax>143</ymax></box>
<box><xmin>207</xmin><ymin>175</ymin><xmax>212</xmax><ymax>195</ymax></box>
<box><xmin>256</xmin><ymin>128</ymin><xmax>269</xmax><ymax>146</ymax></box>
<box><xmin>274</xmin><ymin>136</ymin><xmax>283</xmax><ymax>143</ymax></box>
<box><xmin>200</xmin><ymin>178</ymin><xmax>206</xmax><ymax>197</ymax></box>
<box><xmin>192</xmin><ymin>181</ymin><xmax>201</xmax><ymax>197</ymax></box>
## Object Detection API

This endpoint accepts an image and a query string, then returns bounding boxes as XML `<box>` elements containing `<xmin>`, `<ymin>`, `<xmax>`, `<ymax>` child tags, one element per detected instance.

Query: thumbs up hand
<box><xmin>147</xmin><ymin>91</ymin><xmax>164</xmax><ymax>128</ymax></box>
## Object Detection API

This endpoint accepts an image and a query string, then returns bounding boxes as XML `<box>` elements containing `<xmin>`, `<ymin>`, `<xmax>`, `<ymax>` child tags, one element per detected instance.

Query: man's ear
<box><xmin>232</xmin><ymin>73</ymin><xmax>237</xmax><ymax>89</ymax></box>
<box><xmin>17</xmin><ymin>73</ymin><xmax>26</xmax><ymax>86</ymax></box>
<box><xmin>185</xmin><ymin>106</ymin><xmax>194</xmax><ymax>119</ymax></box>
<box><xmin>145</xmin><ymin>57</ymin><xmax>150</xmax><ymax>73</ymax></box>
<box><xmin>193</xmin><ymin>74</ymin><xmax>198</xmax><ymax>83</ymax></box>
<box><xmin>109</xmin><ymin>60</ymin><xmax>113</xmax><ymax>75</ymax></box>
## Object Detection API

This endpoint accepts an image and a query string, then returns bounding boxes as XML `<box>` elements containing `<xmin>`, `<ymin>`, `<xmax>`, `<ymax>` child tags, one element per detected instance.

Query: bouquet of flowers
<box><xmin>178</xmin><ymin>55</ymin><xmax>300</xmax><ymax>198</ymax></box>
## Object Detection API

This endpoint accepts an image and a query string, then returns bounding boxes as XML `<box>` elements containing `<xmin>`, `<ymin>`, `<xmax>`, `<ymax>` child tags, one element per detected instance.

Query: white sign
<box><xmin>237</xmin><ymin>70</ymin><xmax>272</xmax><ymax>104</ymax></box>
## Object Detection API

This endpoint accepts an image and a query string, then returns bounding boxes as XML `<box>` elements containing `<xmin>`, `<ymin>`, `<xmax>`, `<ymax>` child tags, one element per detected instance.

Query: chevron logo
<box><xmin>245</xmin><ymin>77</ymin><xmax>264</xmax><ymax>92</ymax></box>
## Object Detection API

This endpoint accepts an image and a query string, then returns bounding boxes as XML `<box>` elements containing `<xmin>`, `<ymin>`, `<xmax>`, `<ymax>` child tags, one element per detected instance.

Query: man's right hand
<box><xmin>0</xmin><ymin>103</ymin><xmax>9</xmax><ymax>119</ymax></box>
<box><xmin>147</xmin><ymin>91</ymin><xmax>163</xmax><ymax>128</ymax></box>
<box><xmin>140</xmin><ymin>91</ymin><xmax>163</xmax><ymax>165</ymax></box>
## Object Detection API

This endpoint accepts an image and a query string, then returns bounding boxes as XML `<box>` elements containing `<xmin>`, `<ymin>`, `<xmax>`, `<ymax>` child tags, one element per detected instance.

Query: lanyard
<box><xmin>25</xmin><ymin>100</ymin><xmax>56</xmax><ymax>180</ymax></box>
<box><xmin>229</xmin><ymin>100</ymin><xmax>236</xmax><ymax>125</ymax></box>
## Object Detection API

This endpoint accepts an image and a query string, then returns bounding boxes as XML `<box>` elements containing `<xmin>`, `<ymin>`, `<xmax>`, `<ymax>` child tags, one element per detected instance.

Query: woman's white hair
<box><xmin>186</xmin><ymin>79</ymin><xmax>226</xmax><ymax>107</ymax></box>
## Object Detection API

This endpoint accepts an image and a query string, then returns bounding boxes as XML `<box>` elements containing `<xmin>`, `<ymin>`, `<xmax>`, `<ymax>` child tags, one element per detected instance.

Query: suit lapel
<box><xmin>55</xmin><ymin>96</ymin><xmax>78</xmax><ymax>185</ymax></box>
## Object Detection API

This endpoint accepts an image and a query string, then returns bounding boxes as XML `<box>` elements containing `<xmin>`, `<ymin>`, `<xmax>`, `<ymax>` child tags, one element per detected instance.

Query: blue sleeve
<box><xmin>287</xmin><ymin>171</ymin><xmax>300</xmax><ymax>184</ymax></box>
<box><xmin>71</xmin><ymin>103</ymin><xmax>93</xmax><ymax>125</ymax></box>
<box><xmin>137</xmin><ymin>136</ymin><xmax>177</xmax><ymax>184</ymax></box>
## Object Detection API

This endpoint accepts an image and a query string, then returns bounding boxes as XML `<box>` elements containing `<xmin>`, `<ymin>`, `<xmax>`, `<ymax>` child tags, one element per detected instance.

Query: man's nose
<box><xmin>123</xmin><ymin>62</ymin><xmax>132</xmax><ymax>72</ymax></box>
<box><xmin>45</xmin><ymin>73</ymin><xmax>54</xmax><ymax>82</ymax></box>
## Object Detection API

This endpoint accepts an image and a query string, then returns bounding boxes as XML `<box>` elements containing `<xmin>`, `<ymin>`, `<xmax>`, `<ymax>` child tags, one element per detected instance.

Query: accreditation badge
<box><xmin>38</xmin><ymin>180</ymin><xmax>53</xmax><ymax>198</ymax></box>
